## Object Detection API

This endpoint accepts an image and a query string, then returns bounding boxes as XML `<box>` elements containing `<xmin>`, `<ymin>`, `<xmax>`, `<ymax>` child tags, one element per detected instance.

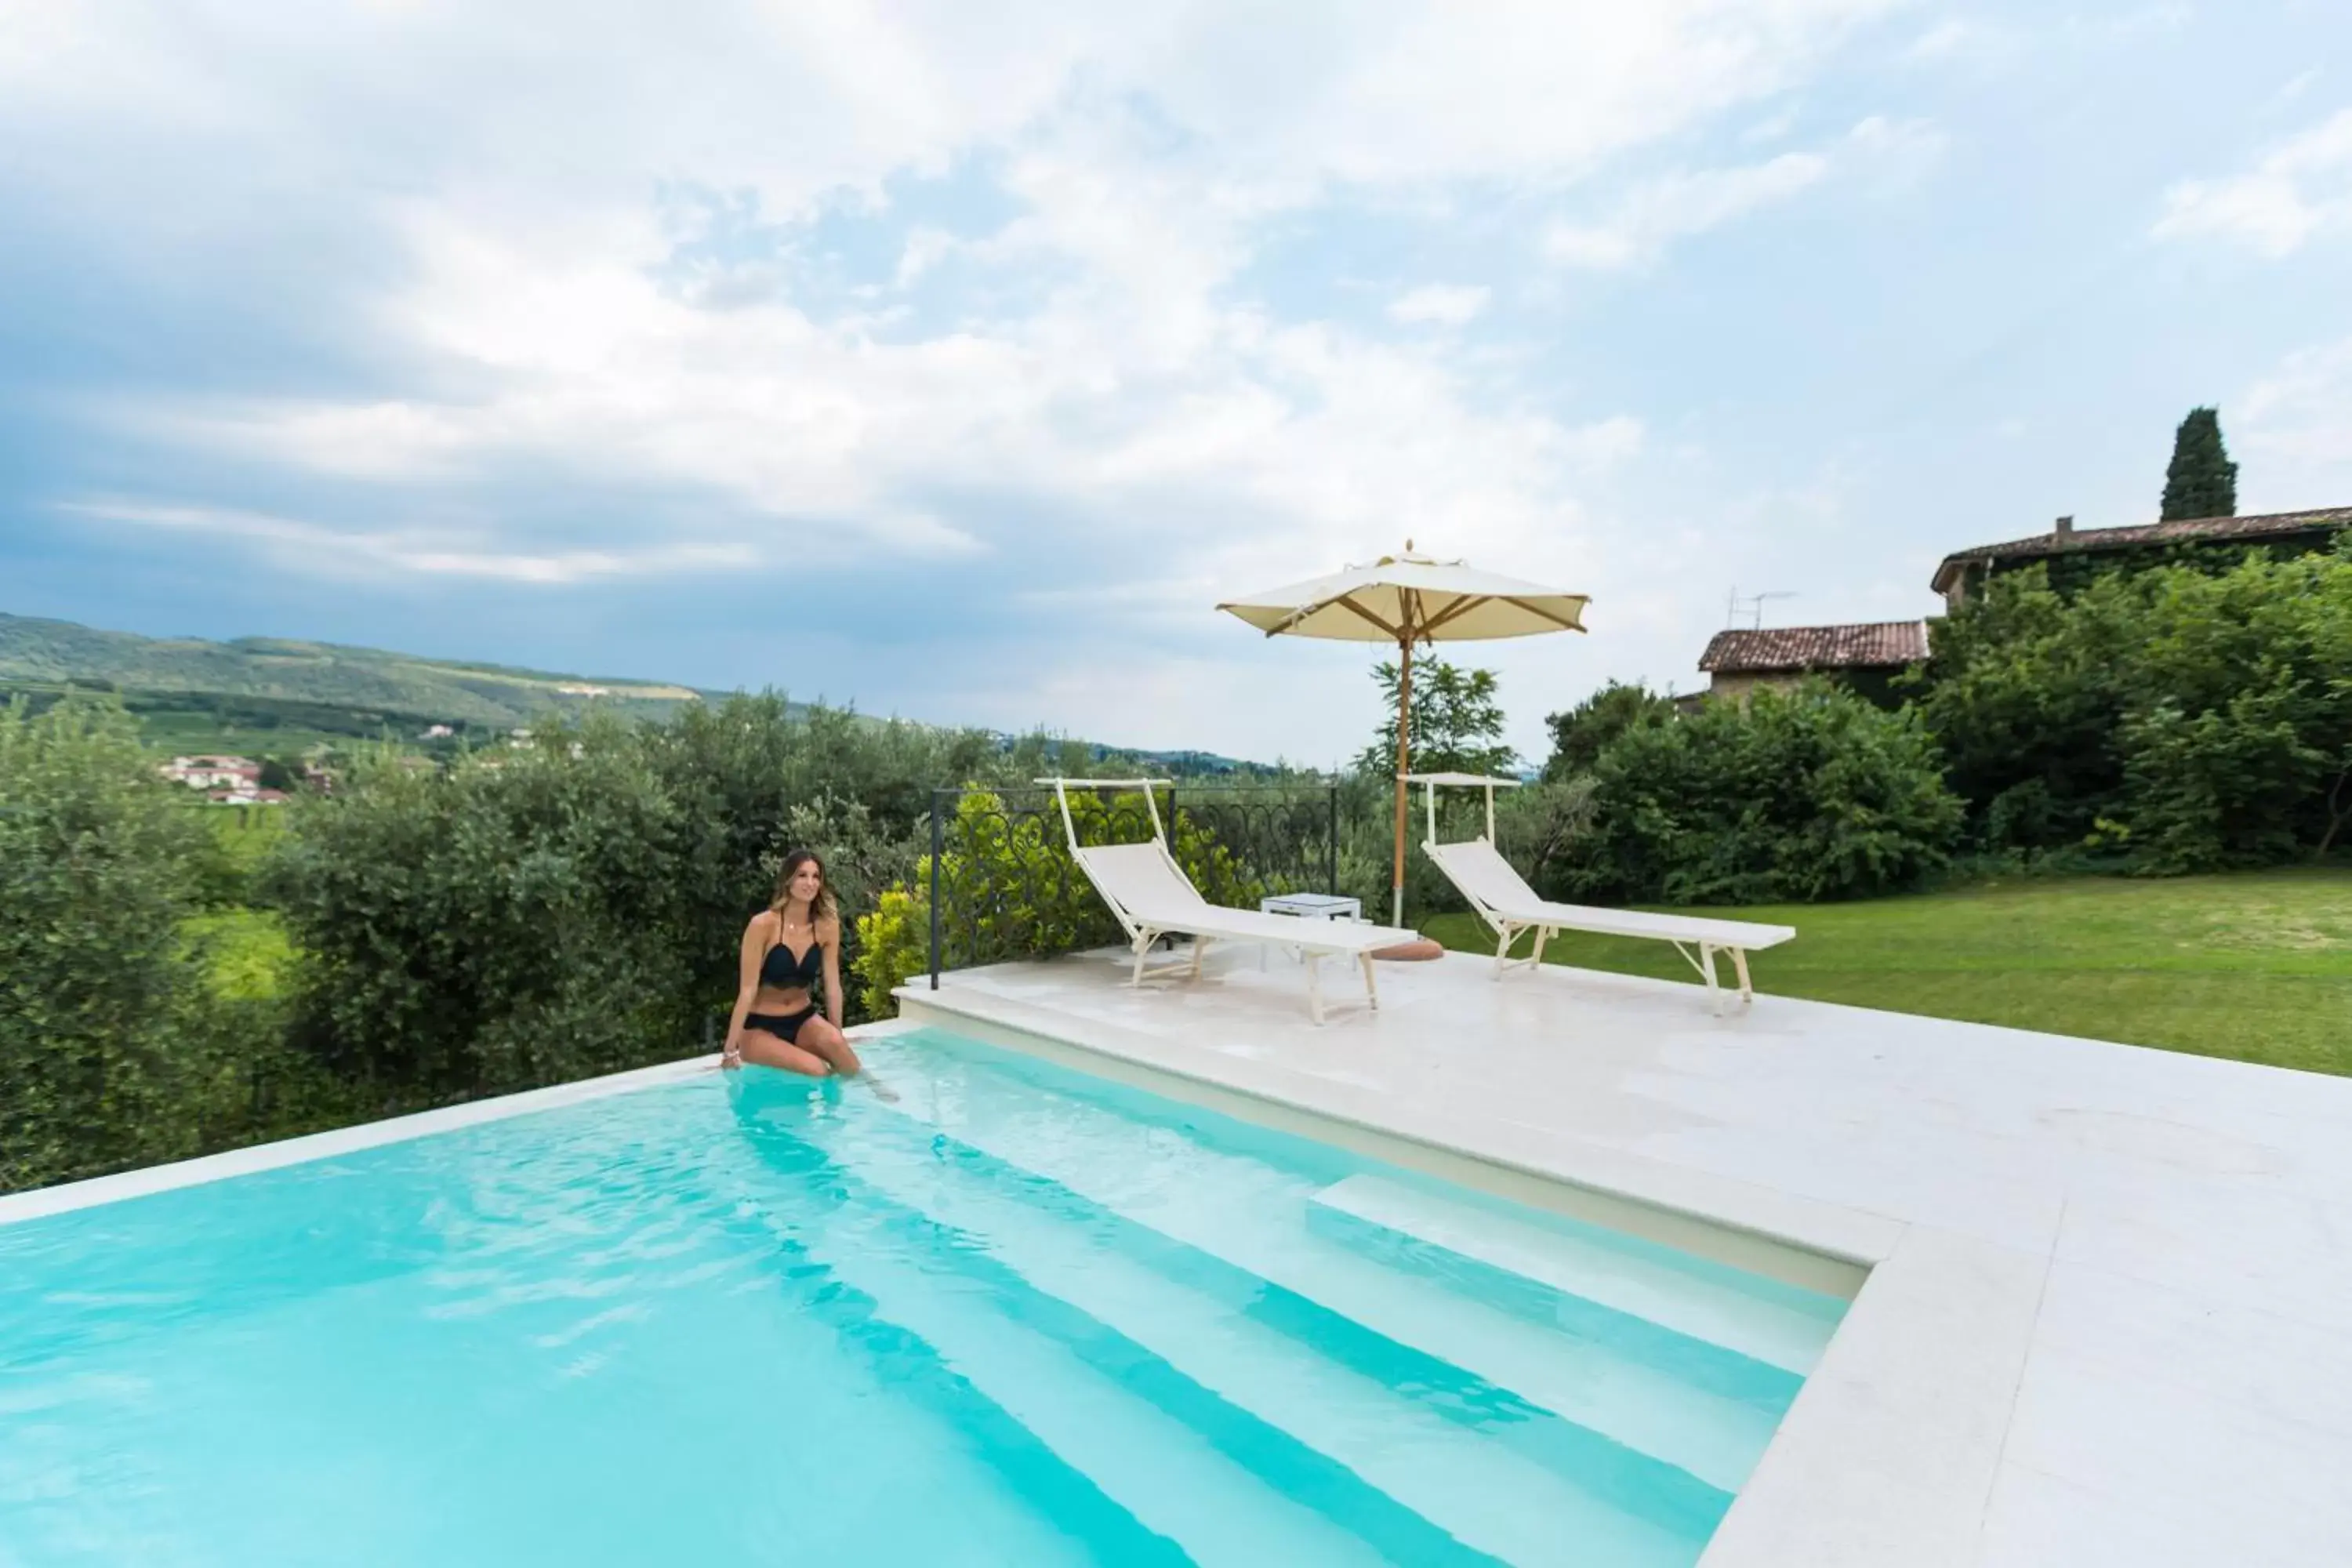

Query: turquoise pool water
<box><xmin>0</xmin><ymin>1028</ymin><xmax>1846</xmax><ymax>1566</ymax></box>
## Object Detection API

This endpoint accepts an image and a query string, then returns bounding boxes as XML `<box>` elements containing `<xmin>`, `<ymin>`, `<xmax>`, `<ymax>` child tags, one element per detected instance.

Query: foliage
<box><xmin>2160</xmin><ymin>405</ymin><xmax>2238</xmax><ymax>521</ymax></box>
<box><xmin>266</xmin><ymin>720</ymin><xmax>693</xmax><ymax>1103</ymax></box>
<box><xmin>0</xmin><ymin>695</ymin><xmax>270</xmax><ymax>1191</ymax></box>
<box><xmin>1494</xmin><ymin>775</ymin><xmax>1600</xmax><ymax>901</ymax></box>
<box><xmin>1569</xmin><ymin>681</ymin><xmax>1962</xmax><ymax>904</ymax></box>
<box><xmin>1541</xmin><ymin>681</ymin><xmax>1678</xmax><ymax>782</ymax></box>
<box><xmin>1357</xmin><ymin>657</ymin><xmax>1515</xmax><ymax>781</ymax></box>
<box><xmin>260</xmin><ymin>693</ymin><xmax>1032</xmax><ymax>1101</ymax></box>
<box><xmin>183</xmin><ymin>909</ymin><xmax>296</xmax><ymax>1002</ymax></box>
<box><xmin>1912</xmin><ymin>544</ymin><xmax>2352</xmax><ymax>870</ymax></box>
<box><xmin>853</xmin><ymin>887</ymin><xmax>934</xmax><ymax>1021</ymax></box>
<box><xmin>188</xmin><ymin>804</ymin><xmax>288</xmax><ymax>907</ymax></box>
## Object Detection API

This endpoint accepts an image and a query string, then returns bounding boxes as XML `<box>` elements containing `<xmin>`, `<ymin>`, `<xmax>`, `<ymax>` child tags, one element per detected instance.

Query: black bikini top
<box><xmin>759</xmin><ymin>926</ymin><xmax>823</xmax><ymax>990</ymax></box>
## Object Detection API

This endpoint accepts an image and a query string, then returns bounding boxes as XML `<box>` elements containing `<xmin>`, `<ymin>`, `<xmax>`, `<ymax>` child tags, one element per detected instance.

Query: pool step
<box><xmin>797</xmin><ymin>1108</ymin><xmax>1705</xmax><ymax>1568</ymax></box>
<box><xmin>869</xmin><ymin>1051</ymin><xmax>1791</xmax><ymax>1494</ymax></box>
<box><xmin>742</xmin><ymin>1151</ymin><xmax>1402</xmax><ymax>1568</ymax></box>
<box><xmin>1307</xmin><ymin>1174</ymin><xmax>1842</xmax><ymax>1376</ymax></box>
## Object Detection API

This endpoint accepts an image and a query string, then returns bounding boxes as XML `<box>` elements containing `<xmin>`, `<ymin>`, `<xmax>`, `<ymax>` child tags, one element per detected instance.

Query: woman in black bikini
<box><xmin>720</xmin><ymin>849</ymin><xmax>869</xmax><ymax>1082</ymax></box>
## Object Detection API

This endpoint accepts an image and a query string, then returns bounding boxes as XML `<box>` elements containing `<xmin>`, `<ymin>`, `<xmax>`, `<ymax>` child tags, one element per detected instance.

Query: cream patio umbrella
<box><xmin>1217</xmin><ymin>543</ymin><xmax>1591</xmax><ymax>929</ymax></box>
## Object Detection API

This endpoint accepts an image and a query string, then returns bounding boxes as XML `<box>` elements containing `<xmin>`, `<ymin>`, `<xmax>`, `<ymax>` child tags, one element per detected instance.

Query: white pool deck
<box><xmin>895</xmin><ymin>945</ymin><xmax>2352</xmax><ymax>1568</ymax></box>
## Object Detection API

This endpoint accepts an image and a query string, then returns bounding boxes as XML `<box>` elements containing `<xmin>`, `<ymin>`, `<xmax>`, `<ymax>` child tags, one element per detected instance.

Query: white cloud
<box><xmin>1387</xmin><ymin>284</ymin><xmax>1490</xmax><ymax>326</ymax></box>
<box><xmin>61</xmin><ymin>500</ymin><xmax>759</xmax><ymax>584</ymax></box>
<box><xmin>2154</xmin><ymin>107</ymin><xmax>2352</xmax><ymax>257</ymax></box>
<box><xmin>1544</xmin><ymin>152</ymin><xmax>1830</xmax><ymax>269</ymax></box>
<box><xmin>1905</xmin><ymin>19</ymin><xmax>1971</xmax><ymax>60</ymax></box>
<box><xmin>1845</xmin><ymin>114</ymin><xmax>1948</xmax><ymax>179</ymax></box>
<box><xmin>2272</xmin><ymin>70</ymin><xmax>2318</xmax><ymax>111</ymax></box>
<box><xmin>1544</xmin><ymin>113</ymin><xmax>1943</xmax><ymax>270</ymax></box>
<box><xmin>2</xmin><ymin>0</ymin><xmax>1905</xmax><ymax>756</ymax></box>
<box><xmin>67</xmin><ymin>2</ymin><xmax>1834</xmax><ymax>599</ymax></box>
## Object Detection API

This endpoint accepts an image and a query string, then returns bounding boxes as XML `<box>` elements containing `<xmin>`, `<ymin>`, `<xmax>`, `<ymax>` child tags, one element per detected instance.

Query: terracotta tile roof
<box><xmin>1699</xmin><ymin>619</ymin><xmax>1930</xmax><ymax>674</ymax></box>
<box><xmin>1929</xmin><ymin>506</ymin><xmax>2352</xmax><ymax>595</ymax></box>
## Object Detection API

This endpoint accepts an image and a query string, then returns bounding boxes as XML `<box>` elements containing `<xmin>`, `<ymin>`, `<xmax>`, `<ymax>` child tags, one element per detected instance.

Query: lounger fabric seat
<box><xmin>1046</xmin><ymin>781</ymin><xmax>1420</xmax><ymax>1023</ymax></box>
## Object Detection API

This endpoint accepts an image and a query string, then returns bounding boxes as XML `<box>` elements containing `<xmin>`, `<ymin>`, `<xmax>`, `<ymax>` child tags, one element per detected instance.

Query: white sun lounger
<box><xmin>1411</xmin><ymin>773</ymin><xmax>1795</xmax><ymax>1012</ymax></box>
<box><xmin>1043</xmin><ymin>778</ymin><xmax>1421</xmax><ymax>1024</ymax></box>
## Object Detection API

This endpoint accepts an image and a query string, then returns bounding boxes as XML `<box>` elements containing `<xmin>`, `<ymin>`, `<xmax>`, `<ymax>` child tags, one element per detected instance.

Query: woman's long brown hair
<box><xmin>768</xmin><ymin>848</ymin><xmax>838</xmax><ymax>927</ymax></box>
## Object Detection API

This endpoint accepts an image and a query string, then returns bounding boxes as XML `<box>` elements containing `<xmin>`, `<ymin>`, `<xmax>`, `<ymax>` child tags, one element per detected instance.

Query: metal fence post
<box><xmin>1327</xmin><ymin>783</ymin><xmax>1339</xmax><ymax>894</ymax></box>
<box><xmin>928</xmin><ymin>788</ymin><xmax>946</xmax><ymax>989</ymax></box>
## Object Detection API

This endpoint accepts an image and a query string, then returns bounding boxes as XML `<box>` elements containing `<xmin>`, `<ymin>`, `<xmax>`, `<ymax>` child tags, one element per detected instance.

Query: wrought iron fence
<box><xmin>924</xmin><ymin>781</ymin><xmax>1341</xmax><ymax>988</ymax></box>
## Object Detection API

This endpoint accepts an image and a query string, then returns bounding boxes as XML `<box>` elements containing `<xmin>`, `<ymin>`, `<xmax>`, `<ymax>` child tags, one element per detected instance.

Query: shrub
<box><xmin>267</xmin><ymin>696</ymin><xmax>1021</xmax><ymax>1098</ymax></box>
<box><xmin>1914</xmin><ymin>543</ymin><xmax>2352</xmax><ymax>869</ymax></box>
<box><xmin>1496</xmin><ymin>775</ymin><xmax>1599</xmax><ymax>902</ymax></box>
<box><xmin>1541</xmin><ymin>681</ymin><xmax>1677</xmax><ymax>781</ymax></box>
<box><xmin>267</xmin><ymin>720</ymin><xmax>695</xmax><ymax>1104</ymax></box>
<box><xmin>0</xmin><ymin>696</ymin><xmax>233</xmax><ymax>1189</ymax></box>
<box><xmin>1570</xmin><ymin>681</ymin><xmax>1962</xmax><ymax>904</ymax></box>
<box><xmin>853</xmin><ymin>886</ymin><xmax>933</xmax><ymax>1021</ymax></box>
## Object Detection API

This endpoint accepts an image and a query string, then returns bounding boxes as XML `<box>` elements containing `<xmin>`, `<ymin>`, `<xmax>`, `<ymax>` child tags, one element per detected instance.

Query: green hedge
<box><xmin>1915</xmin><ymin>541</ymin><xmax>2352</xmax><ymax>869</ymax></box>
<box><xmin>1568</xmin><ymin>681</ymin><xmax>1962</xmax><ymax>905</ymax></box>
<box><xmin>0</xmin><ymin>697</ymin><xmax>328</xmax><ymax>1190</ymax></box>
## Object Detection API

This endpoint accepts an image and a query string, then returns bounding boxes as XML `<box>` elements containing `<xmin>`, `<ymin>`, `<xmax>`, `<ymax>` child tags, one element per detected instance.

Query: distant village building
<box><xmin>1930</xmin><ymin>506</ymin><xmax>2352</xmax><ymax>609</ymax></box>
<box><xmin>1696</xmin><ymin>620</ymin><xmax>1931</xmax><ymax>706</ymax></box>
<box><xmin>421</xmin><ymin>724</ymin><xmax>456</xmax><ymax>739</ymax></box>
<box><xmin>160</xmin><ymin>754</ymin><xmax>260</xmax><ymax>790</ymax></box>
<box><xmin>205</xmin><ymin>786</ymin><xmax>290</xmax><ymax>807</ymax></box>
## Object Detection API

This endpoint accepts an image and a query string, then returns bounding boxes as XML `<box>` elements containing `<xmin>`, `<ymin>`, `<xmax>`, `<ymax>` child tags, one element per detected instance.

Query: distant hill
<box><xmin>0</xmin><ymin>611</ymin><xmax>717</xmax><ymax>738</ymax></box>
<box><xmin>0</xmin><ymin>610</ymin><xmax>1274</xmax><ymax>771</ymax></box>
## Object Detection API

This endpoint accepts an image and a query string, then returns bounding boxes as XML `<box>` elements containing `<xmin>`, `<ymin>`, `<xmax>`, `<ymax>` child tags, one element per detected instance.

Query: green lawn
<box><xmin>1421</xmin><ymin>869</ymin><xmax>2352</xmax><ymax>1076</ymax></box>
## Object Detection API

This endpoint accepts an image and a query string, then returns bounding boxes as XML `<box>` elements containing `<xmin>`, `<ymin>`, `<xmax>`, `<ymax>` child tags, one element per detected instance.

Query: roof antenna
<box><xmin>1726</xmin><ymin>587</ymin><xmax>1797</xmax><ymax>630</ymax></box>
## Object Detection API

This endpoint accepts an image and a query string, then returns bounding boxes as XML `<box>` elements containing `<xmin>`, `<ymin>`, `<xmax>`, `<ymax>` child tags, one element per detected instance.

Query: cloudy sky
<box><xmin>4</xmin><ymin>2</ymin><xmax>2349</xmax><ymax>765</ymax></box>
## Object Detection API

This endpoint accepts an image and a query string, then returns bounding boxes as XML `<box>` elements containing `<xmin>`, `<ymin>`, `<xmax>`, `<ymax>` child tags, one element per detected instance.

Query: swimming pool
<box><xmin>0</xmin><ymin>1027</ymin><xmax>1846</xmax><ymax>1566</ymax></box>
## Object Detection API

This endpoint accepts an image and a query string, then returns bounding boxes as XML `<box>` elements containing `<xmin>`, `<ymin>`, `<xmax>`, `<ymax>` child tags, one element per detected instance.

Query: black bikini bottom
<box><xmin>746</xmin><ymin>1005</ymin><xmax>819</xmax><ymax>1045</ymax></box>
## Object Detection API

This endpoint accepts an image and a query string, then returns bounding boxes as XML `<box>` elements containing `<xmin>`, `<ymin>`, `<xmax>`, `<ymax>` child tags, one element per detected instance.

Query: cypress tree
<box><xmin>2160</xmin><ymin>406</ymin><xmax>2238</xmax><ymax>521</ymax></box>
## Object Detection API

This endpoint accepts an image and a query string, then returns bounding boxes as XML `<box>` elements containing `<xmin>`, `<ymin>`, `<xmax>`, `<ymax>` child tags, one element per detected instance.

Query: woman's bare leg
<box><xmin>795</xmin><ymin>1018</ymin><xmax>862</xmax><ymax>1076</ymax></box>
<box><xmin>736</xmin><ymin>1028</ymin><xmax>833</xmax><ymax>1077</ymax></box>
<box><xmin>797</xmin><ymin>1018</ymin><xmax>895</xmax><ymax>1099</ymax></box>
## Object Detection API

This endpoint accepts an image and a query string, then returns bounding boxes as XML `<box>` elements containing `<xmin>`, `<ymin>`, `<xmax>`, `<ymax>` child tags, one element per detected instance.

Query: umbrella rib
<box><xmin>1260</xmin><ymin>599</ymin><xmax>1327</xmax><ymax>636</ymax></box>
<box><xmin>1329</xmin><ymin>596</ymin><xmax>1404</xmax><ymax>640</ymax></box>
<box><xmin>1500</xmin><ymin>595</ymin><xmax>1591</xmax><ymax>633</ymax></box>
<box><xmin>1416</xmin><ymin>595</ymin><xmax>1490</xmax><ymax>636</ymax></box>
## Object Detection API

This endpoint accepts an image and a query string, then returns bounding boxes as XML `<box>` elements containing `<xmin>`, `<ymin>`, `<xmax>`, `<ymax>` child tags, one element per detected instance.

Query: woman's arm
<box><xmin>822</xmin><ymin>916</ymin><xmax>845</xmax><ymax>1029</ymax></box>
<box><xmin>722</xmin><ymin>913</ymin><xmax>769</xmax><ymax>1066</ymax></box>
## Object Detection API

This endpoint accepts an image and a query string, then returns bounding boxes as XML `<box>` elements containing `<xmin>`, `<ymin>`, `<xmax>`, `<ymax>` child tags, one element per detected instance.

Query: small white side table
<box><xmin>1257</xmin><ymin>892</ymin><xmax>1364</xmax><ymax>967</ymax></box>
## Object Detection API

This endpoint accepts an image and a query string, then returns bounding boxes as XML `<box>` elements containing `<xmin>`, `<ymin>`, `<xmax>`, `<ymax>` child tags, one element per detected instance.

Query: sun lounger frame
<box><xmin>1040</xmin><ymin>778</ymin><xmax>1413</xmax><ymax>1024</ymax></box>
<box><xmin>1410</xmin><ymin>772</ymin><xmax>1795</xmax><ymax>1013</ymax></box>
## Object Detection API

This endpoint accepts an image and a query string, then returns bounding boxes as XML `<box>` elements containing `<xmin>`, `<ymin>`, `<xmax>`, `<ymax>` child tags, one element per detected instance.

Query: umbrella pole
<box><xmin>1392</xmin><ymin>633</ymin><xmax>1411</xmax><ymax>930</ymax></box>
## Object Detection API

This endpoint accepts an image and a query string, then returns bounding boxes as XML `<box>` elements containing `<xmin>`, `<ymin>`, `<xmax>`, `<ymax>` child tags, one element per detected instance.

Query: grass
<box><xmin>1421</xmin><ymin>868</ymin><xmax>2352</xmax><ymax>1076</ymax></box>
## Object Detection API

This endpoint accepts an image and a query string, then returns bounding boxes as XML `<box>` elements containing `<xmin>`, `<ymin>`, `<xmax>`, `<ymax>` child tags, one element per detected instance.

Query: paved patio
<box><xmin>897</xmin><ymin>943</ymin><xmax>2352</xmax><ymax>1568</ymax></box>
